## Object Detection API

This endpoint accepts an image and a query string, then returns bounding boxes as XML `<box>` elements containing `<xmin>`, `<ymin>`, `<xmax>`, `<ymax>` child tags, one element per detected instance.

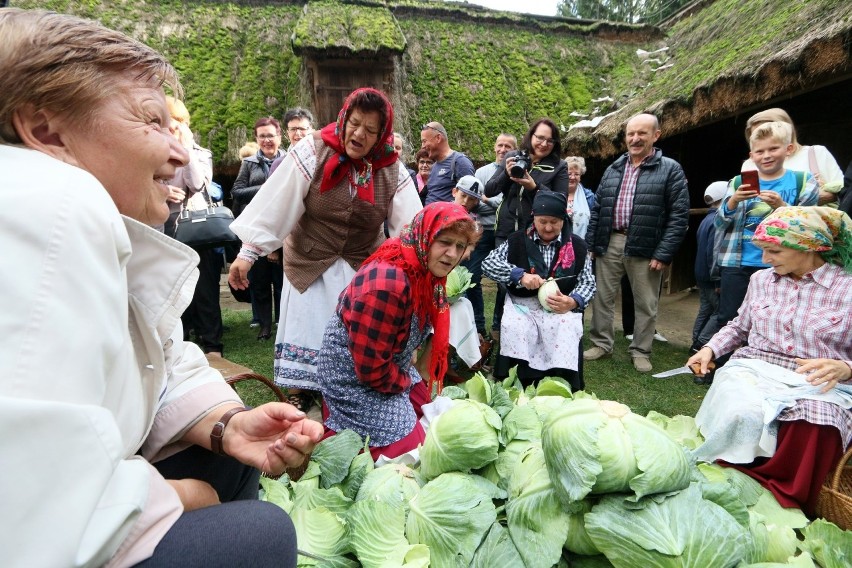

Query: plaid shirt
<box><xmin>337</xmin><ymin>262</ymin><xmax>416</xmax><ymax>394</ymax></box>
<box><xmin>707</xmin><ymin>263</ymin><xmax>852</xmax><ymax>447</ymax></box>
<box><xmin>613</xmin><ymin>155</ymin><xmax>649</xmax><ymax>230</ymax></box>
<box><xmin>482</xmin><ymin>233</ymin><xmax>596</xmax><ymax>310</ymax></box>
<box><xmin>714</xmin><ymin>173</ymin><xmax>818</xmax><ymax>268</ymax></box>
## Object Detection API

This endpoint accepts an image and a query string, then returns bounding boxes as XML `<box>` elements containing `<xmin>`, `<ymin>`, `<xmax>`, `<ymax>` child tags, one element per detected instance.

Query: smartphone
<box><xmin>740</xmin><ymin>169</ymin><xmax>760</xmax><ymax>193</ymax></box>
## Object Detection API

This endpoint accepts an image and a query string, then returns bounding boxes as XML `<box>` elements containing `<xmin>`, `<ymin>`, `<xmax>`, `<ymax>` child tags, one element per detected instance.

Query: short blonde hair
<box><xmin>749</xmin><ymin>121</ymin><xmax>792</xmax><ymax>149</ymax></box>
<box><xmin>166</xmin><ymin>96</ymin><xmax>191</xmax><ymax>125</ymax></box>
<box><xmin>239</xmin><ymin>141</ymin><xmax>259</xmax><ymax>159</ymax></box>
<box><xmin>564</xmin><ymin>156</ymin><xmax>587</xmax><ymax>174</ymax></box>
<box><xmin>745</xmin><ymin>108</ymin><xmax>799</xmax><ymax>149</ymax></box>
<box><xmin>0</xmin><ymin>9</ymin><xmax>180</xmax><ymax>144</ymax></box>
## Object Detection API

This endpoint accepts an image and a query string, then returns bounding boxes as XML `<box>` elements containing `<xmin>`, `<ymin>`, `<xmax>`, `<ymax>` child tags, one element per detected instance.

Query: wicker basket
<box><xmin>815</xmin><ymin>446</ymin><xmax>852</xmax><ymax>530</ymax></box>
<box><xmin>225</xmin><ymin>372</ymin><xmax>311</xmax><ymax>481</ymax></box>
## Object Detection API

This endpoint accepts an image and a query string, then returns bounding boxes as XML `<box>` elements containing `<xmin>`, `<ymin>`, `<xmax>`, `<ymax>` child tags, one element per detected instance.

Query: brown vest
<box><xmin>283</xmin><ymin>138</ymin><xmax>399</xmax><ymax>292</ymax></box>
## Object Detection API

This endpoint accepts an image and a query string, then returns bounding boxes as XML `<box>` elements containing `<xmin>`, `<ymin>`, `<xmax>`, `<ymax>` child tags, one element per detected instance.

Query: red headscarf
<box><xmin>363</xmin><ymin>202</ymin><xmax>474</xmax><ymax>394</ymax></box>
<box><xmin>319</xmin><ymin>87</ymin><xmax>398</xmax><ymax>204</ymax></box>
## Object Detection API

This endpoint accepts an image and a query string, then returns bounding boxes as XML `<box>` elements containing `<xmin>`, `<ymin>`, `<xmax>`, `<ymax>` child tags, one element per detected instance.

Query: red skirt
<box><xmin>720</xmin><ymin>420</ymin><xmax>843</xmax><ymax>516</ymax></box>
<box><xmin>322</xmin><ymin>380</ymin><xmax>431</xmax><ymax>461</ymax></box>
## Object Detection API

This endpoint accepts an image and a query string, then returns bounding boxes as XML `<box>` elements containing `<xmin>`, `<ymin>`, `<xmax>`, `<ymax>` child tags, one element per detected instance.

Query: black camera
<box><xmin>510</xmin><ymin>150</ymin><xmax>531</xmax><ymax>179</ymax></box>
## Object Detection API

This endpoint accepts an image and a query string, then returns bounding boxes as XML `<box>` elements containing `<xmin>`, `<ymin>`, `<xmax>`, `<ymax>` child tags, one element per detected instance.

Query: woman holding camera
<box><xmin>484</xmin><ymin>118</ymin><xmax>569</xmax><ymax>340</ymax></box>
<box><xmin>485</xmin><ymin>118</ymin><xmax>569</xmax><ymax>245</ymax></box>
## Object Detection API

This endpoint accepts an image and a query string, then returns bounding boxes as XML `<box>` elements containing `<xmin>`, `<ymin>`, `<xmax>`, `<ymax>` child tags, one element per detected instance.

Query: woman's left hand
<box><xmin>225</xmin><ymin>404</ymin><xmax>324</xmax><ymax>476</ymax></box>
<box><xmin>545</xmin><ymin>289</ymin><xmax>578</xmax><ymax>314</ymax></box>
<box><xmin>794</xmin><ymin>358</ymin><xmax>852</xmax><ymax>393</ymax></box>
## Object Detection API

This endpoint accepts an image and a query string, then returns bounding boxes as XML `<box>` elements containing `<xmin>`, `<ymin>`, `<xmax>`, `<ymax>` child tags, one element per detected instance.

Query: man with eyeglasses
<box><xmin>583</xmin><ymin>113</ymin><xmax>689</xmax><ymax>373</ymax></box>
<box><xmin>419</xmin><ymin>121</ymin><xmax>474</xmax><ymax>205</ymax></box>
<box><xmin>270</xmin><ymin>107</ymin><xmax>315</xmax><ymax>175</ymax></box>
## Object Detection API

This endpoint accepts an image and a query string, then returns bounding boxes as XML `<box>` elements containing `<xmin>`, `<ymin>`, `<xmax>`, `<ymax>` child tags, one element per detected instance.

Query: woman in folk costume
<box><xmin>483</xmin><ymin>192</ymin><xmax>596</xmax><ymax>391</ymax></box>
<box><xmin>688</xmin><ymin>206</ymin><xmax>852</xmax><ymax>516</ymax></box>
<box><xmin>229</xmin><ymin>88</ymin><xmax>422</xmax><ymax>410</ymax></box>
<box><xmin>316</xmin><ymin>203</ymin><xmax>479</xmax><ymax>460</ymax></box>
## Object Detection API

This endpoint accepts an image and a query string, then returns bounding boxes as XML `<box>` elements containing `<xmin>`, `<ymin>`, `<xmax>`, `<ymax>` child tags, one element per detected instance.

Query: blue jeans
<box><xmin>135</xmin><ymin>445</ymin><xmax>296</xmax><ymax>567</ymax></box>
<box><xmin>463</xmin><ymin>228</ymin><xmax>495</xmax><ymax>335</ymax></box>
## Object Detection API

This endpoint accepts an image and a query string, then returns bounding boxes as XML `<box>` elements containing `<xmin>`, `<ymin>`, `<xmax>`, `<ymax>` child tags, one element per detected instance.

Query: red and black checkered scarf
<box><xmin>319</xmin><ymin>87</ymin><xmax>398</xmax><ymax>204</ymax></box>
<box><xmin>363</xmin><ymin>202</ymin><xmax>472</xmax><ymax>394</ymax></box>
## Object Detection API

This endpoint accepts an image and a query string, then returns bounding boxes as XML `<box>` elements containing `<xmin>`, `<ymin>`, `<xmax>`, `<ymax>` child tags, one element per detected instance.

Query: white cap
<box><xmin>704</xmin><ymin>181</ymin><xmax>728</xmax><ymax>204</ymax></box>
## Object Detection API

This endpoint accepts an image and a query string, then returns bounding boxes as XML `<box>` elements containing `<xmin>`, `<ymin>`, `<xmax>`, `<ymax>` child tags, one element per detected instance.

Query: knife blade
<box><xmin>652</xmin><ymin>362</ymin><xmax>715</xmax><ymax>379</ymax></box>
<box><xmin>652</xmin><ymin>366</ymin><xmax>693</xmax><ymax>378</ymax></box>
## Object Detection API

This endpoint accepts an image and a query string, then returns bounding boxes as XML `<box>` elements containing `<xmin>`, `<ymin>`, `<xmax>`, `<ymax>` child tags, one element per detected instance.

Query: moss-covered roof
<box><xmin>292</xmin><ymin>0</ymin><xmax>406</xmax><ymax>57</ymax></box>
<box><xmin>13</xmin><ymin>0</ymin><xmax>662</xmax><ymax>166</ymax></box>
<box><xmin>564</xmin><ymin>0</ymin><xmax>852</xmax><ymax>157</ymax></box>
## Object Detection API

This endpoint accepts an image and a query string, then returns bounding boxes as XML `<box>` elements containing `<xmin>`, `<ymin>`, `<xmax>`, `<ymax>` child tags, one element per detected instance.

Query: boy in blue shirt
<box><xmin>713</xmin><ymin>121</ymin><xmax>818</xmax><ymax>338</ymax></box>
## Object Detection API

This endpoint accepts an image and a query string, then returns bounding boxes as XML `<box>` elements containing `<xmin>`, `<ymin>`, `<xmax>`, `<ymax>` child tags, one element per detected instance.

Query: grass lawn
<box><xmin>222</xmin><ymin>281</ymin><xmax>707</xmax><ymax>418</ymax></box>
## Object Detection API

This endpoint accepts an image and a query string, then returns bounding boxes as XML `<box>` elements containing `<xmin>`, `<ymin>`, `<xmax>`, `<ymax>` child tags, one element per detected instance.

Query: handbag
<box><xmin>173</xmin><ymin>184</ymin><xmax>240</xmax><ymax>250</ymax></box>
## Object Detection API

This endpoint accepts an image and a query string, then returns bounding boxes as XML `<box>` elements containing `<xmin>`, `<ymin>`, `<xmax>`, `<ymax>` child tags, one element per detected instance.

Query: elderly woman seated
<box><xmin>1</xmin><ymin>10</ymin><xmax>322</xmax><ymax>567</ymax></box>
<box><xmin>688</xmin><ymin>206</ymin><xmax>852</xmax><ymax>516</ymax></box>
<box><xmin>483</xmin><ymin>192</ymin><xmax>596</xmax><ymax>391</ymax></box>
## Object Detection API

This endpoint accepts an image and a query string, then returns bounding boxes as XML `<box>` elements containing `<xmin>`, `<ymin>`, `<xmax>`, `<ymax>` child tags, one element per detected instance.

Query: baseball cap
<box><xmin>456</xmin><ymin>175</ymin><xmax>482</xmax><ymax>199</ymax></box>
<box><xmin>704</xmin><ymin>181</ymin><xmax>728</xmax><ymax>204</ymax></box>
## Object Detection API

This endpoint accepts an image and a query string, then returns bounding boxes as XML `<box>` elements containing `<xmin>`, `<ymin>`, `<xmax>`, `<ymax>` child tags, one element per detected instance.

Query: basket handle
<box><xmin>226</xmin><ymin>372</ymin><xmax>287</xmax><ymax>403</ymax></box>
<box><xmin>827</xmin><ymin>446</ymin><xmax>852</xmax><ymax>490</ymax></box>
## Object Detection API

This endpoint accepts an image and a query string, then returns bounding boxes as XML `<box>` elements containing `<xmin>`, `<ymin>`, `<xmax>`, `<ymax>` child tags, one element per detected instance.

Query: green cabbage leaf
<box><xmin>419</xmin><ymin>399</ymin><xmax>501</xmax><ymax>480</ymax></box>
<box><xmin>506</xmin><ymin>444</ymin><xmax>571</xmax><ymax>568</ymax></box>
<box><xmin>584</xmin><ymin>484</ymin><xmax>749</xmax><ymax>567</ymax></box>
<box><xmin>405</xmin><ymin>472</ymin><xmax>497</xmax><ymax>567</ymax></box>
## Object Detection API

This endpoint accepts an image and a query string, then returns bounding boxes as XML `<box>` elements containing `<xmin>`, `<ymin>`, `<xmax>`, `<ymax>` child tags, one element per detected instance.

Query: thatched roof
<box><xmin>564</xmin><ymin>0</ymin><xmax>852</xmax><ymax>158</ymax></box>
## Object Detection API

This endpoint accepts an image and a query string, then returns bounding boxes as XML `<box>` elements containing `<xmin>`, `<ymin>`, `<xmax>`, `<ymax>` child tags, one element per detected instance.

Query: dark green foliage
<box><xmin>12</xmin><ymin>0</ymin><xmax>650</xmax><ymax>164</ymax></box>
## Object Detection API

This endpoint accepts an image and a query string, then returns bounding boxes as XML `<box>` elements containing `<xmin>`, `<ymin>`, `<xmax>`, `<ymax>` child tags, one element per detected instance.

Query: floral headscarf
<box><xmin>363</xmin><ymin>202</ymin><xmax>475</xmax><ymax>393</ymax></box>
<box><xmin>319</xmin><ymin>87</ymin><xmax>398</xmax><ymax>204</ymax></box>
<box><xmin>753</xmin><ymin>206</ymin><xmax>852</xmax><ymax>273</ymax></box>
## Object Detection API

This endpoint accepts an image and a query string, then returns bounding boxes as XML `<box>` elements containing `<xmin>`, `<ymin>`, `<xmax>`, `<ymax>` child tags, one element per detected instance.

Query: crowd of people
<box><xmin>2</xmin><ymin>8</ymin><xmax>851</xmax><ymax>567</ymax></box>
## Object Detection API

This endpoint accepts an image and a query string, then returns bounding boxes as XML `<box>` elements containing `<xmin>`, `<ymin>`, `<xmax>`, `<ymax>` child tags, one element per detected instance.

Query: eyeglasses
<box><xmin>421</xmin><ymin>124</ymin><xmax>447</xmax><ymax>137</ymax></box>
<box><xmin>418</xmin><ymin>160</ymin><xmax>434</xmax><ymax>166</ymax></box>
<box><xmin>533</xmin><ymin>134</ymin><xmax>555</xmax><ymax>146</ymax></box>
<box><xmin>256</xmin><ymin>133</ymin><xmax>279</xmax><ymax>140</ymax></box>
<box><xmin>287</xmin><ymin>127</ymin><xmax>309</xmax><ymax>134</ymax></box>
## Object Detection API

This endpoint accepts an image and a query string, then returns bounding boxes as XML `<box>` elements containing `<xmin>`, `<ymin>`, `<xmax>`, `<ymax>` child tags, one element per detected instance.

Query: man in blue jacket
<box><xmin>583</xmin><ymin>113</ymin><xmax>690</xmax><ymax>373</ymax></box>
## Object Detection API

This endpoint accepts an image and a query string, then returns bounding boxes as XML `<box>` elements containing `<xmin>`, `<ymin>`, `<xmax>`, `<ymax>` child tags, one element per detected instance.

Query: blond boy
<box><xmin>712</xmin><ymin>121</ymin><xmax>818</xmax><ymax>340</ymax></box>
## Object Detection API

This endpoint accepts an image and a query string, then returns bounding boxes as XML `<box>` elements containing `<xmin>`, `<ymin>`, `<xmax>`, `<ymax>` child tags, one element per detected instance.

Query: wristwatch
<box><xmin>210</xmin><ymin>406</ymin><xmax>249</xmax><ymax>456</ymax></box>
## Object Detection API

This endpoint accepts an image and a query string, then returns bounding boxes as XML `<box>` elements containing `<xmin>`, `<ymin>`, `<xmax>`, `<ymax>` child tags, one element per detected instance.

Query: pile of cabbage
<box><xmin>260</xmin><ymin>374</ymin><xmax>851</xmax><ymax>567</ymax></box>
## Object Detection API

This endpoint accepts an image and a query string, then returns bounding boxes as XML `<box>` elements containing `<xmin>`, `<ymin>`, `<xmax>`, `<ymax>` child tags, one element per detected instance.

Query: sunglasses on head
<box><xmin>421</xmin><ymin>124</ymin><xmax>447</xmax><ymax>137</ymax></box>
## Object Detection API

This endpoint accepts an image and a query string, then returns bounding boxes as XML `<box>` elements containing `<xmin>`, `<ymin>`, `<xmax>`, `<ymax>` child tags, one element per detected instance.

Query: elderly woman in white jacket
<box><xmin>0</xmin><ymin>9</ymin><xmax>322</xmax><ymax>568</ymax></box>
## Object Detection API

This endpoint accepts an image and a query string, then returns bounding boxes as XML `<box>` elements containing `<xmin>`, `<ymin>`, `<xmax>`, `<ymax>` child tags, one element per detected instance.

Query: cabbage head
<box><xmin>563</xmin><ymin>499</ymin><xmax>599</xmax><ymax>556</ymax></box>
<box><xmin>347</xmin><ymin>500</ymin><xmax>430</xmax><ymax>568</ymax></box>
<box><xmin>355</xmin><ymin>463</ymin><xmax>423</xmax><ymax>513</ymax></box>
<box><xmin>446</xmin><ymin>265</ymin><xmax>475</xmax><ymax>299</ymax></box>
<box><xmin>800</xmin><ymin>519</ymin><xmax>852</xmax><ymax>568</ymax></box>
<box><xmin>419</xmin><ymin>399</ymin><xmax>501</xmax><ymax>480</ymax></box>
<box><xmin>585</xmin><ymin>484</ymin><xmax>749</xmax><ymax>568</ymax></box>
<box><xmin>506</xmin><ymin>444</ymin><xmax>571</xmax><ymax>568</ymax></box>
<box><xmin>406</xmin><ymin>472</ymin><xmax>497</xmax><ymax>567</ymax></box>
<box><xmin>469</xmin><ymin>523</ymin><xmax>525</xmax><ymax>567</ymax></box>
<box><xmin>542</xmin><ymin>398</ymin><xmax>692</xmax><ymax>504</ymax></box>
